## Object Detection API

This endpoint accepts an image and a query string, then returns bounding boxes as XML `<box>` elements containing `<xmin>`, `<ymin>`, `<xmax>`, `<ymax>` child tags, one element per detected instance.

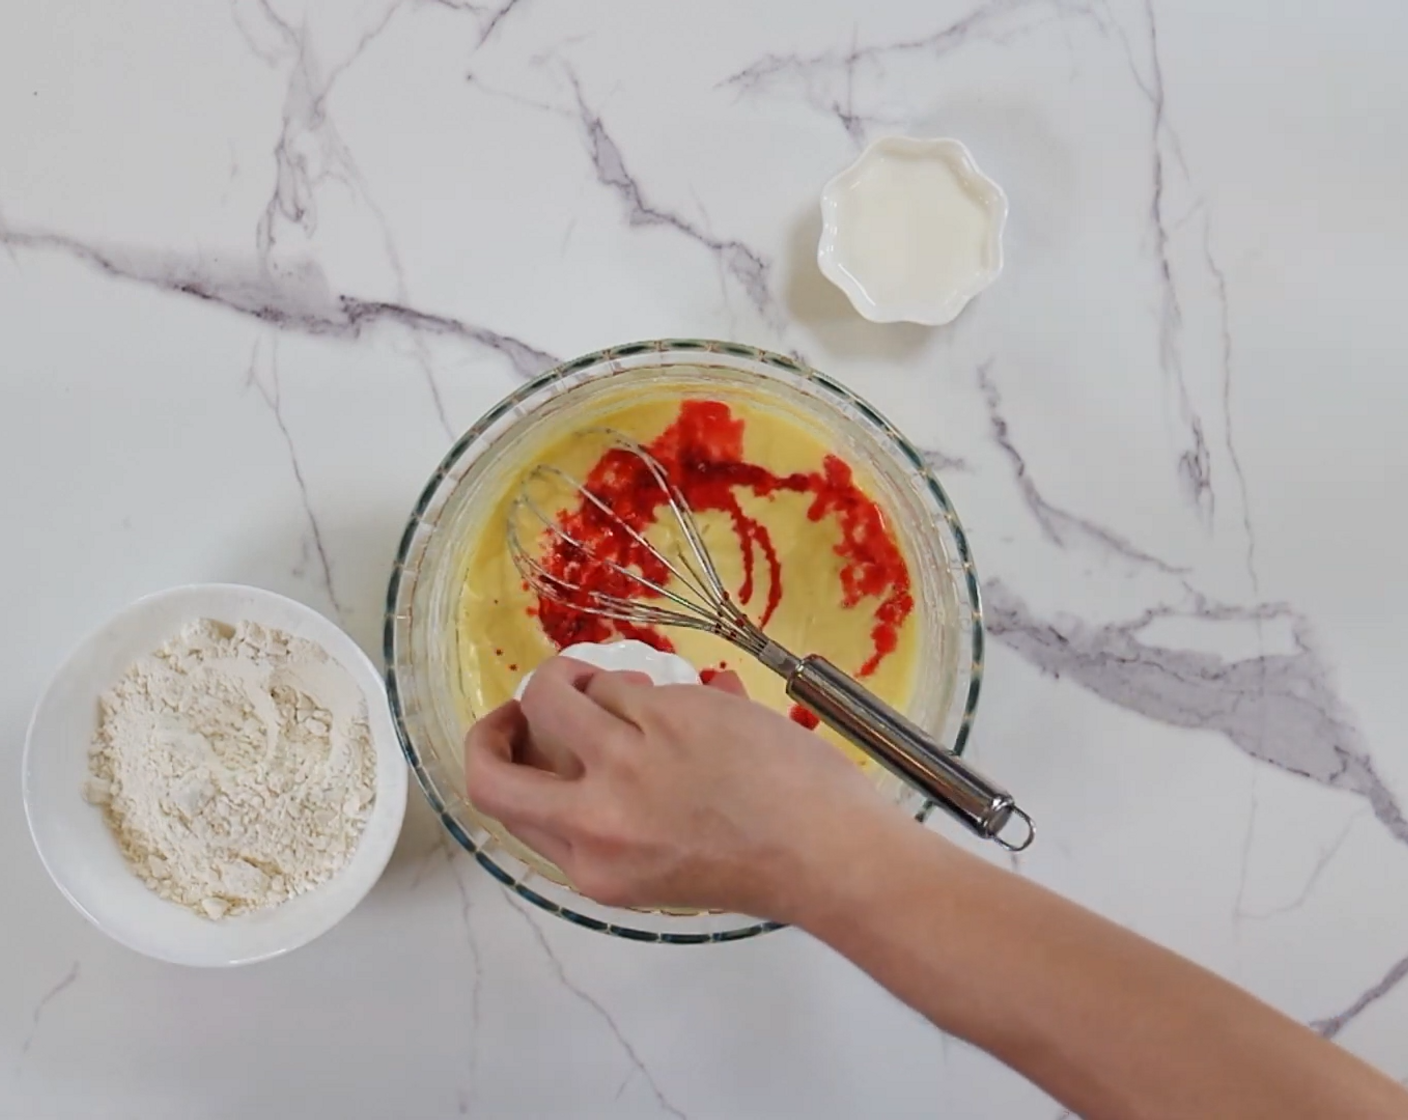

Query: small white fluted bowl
<box><xmin>22</xmin><ymin>584</ymin><xmax>408</xmax><ymax>967</ymax></box>
<box><xmin>513</xmin><ymin>640</ymin><xmax>700</xmax><ymax>699</ymax></box>
<box><xmin>818</xmin><ymin>135</ymin><xmax>1007</xmax><ymax>326</ymax></box>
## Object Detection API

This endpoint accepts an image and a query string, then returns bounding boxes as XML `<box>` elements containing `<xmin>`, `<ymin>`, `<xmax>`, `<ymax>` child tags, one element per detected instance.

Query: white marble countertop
<box><xmin>4</xmin><ymin>1</ymin><xmax>1407</xmax><ymax>1116</ymax></box>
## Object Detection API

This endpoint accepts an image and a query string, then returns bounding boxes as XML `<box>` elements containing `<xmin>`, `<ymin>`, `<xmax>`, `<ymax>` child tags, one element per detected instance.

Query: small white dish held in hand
<box><xmin>514</xmin><ymin>640</ymin><xmax>699</xmax><ymax>699</ymax></box>
<box><xmin>818</xmin><ymin>136</ymin><xmax>1007</xmax><ymax>327</ymax></box>
<box><xmin>23</xmin><ymin>584</ymin><xmax>408</xmax><ymax>967</ymax></box>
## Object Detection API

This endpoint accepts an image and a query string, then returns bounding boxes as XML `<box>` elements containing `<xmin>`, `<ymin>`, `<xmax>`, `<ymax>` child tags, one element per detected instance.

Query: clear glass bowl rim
<box><xmin>383</xmin><ymin>338</ymin><xmax>985</xmax><ymax>944</ymax></box>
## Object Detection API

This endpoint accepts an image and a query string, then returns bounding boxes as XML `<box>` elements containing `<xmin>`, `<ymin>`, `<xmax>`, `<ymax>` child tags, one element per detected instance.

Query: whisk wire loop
<box><xmin>506</xmin><ymin>430</ymin><xmax>765</xmax><ymax>652</ymax></box>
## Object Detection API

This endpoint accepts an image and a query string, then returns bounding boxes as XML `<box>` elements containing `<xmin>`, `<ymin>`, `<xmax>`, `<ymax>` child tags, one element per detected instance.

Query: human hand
<box><xmin>463</xmin><ymin>655</ymin><xmax>900</xmax><ymax>921</ymax></box>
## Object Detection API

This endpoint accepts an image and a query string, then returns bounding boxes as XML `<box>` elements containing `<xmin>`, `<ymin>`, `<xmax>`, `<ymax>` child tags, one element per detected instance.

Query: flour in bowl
<box><xmin>84</xmin><ymin>619</ymin><xmax>377</xmax><ymax>920</ymax></box>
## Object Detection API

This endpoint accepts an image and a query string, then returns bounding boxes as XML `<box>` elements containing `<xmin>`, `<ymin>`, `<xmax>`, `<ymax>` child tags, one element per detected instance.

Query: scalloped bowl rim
<box><xmin>817</xmin><ymin>135</ymin><xmax>1008</xmax><ymax>326</ymax></box>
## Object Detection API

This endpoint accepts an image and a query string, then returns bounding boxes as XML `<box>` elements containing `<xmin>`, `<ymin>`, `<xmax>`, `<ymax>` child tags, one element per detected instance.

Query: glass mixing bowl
<box><xmin>384</xmin><ymin>340</ymin><xmax>983</xmax><ymax>943</ymax></box>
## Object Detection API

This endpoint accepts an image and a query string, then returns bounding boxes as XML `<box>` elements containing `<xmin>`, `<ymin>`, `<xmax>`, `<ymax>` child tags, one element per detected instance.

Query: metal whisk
<box><xmin>509</xmin><ymin>430</ymin><xmax>1034</xmax><ymax>852</ymax></box>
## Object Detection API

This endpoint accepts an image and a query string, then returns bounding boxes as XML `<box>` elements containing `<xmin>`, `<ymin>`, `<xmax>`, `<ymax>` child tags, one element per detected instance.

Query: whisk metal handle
<box><xmin>786</xmin><ymin>656</ymin><xmax>1034</xmax><ymax>852</ymax></box>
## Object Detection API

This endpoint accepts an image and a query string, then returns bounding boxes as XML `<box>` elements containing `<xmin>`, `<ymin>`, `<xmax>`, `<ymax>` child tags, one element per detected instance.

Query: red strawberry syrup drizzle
<box><xmin>533</xmin><ymin>401</ymin><xmax>912</xmax><ymax>725</ymax></box>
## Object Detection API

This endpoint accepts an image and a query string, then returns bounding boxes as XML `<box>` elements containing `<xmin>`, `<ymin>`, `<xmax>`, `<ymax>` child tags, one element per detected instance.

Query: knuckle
<box><xmin>518</xmin><ymin>669</ymin><xmax>554</xmax><ymax>715</ymax></box>
<box><xmin>572</xmin><ymin>801</ymin><xmax>644</xmax><ymax>864</ymax></box>
<box><xmin>464</xmin><ymin>759</ymin><xmax>515</xmax><ymax>823</ymax></box>
<box><xmin>577</xmin><ymin>803</ymin><xmax>628</xmax><ymax>849</ymax></box>
<box><xmin>644</xmin><ymin>687</ymin><xmax>700</xmax><ymax>736</ymax></box>
<box><xmin>462</xmin><ymin>750</ymin><xmax>490</xmax><ymax>797</ymax></box>
<box><xmin>467</xmin><ymin>784</ymin><xmax>507</xmax><ymax>822</ymax></box>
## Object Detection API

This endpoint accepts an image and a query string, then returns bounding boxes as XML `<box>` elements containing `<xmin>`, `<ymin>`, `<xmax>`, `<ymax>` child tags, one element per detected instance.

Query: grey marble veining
<box><xmin>0</xmin><ymin>221</ymin><xmax>559</xmax><ymax>381</ymax></box>
<box><xmin>244</xmin><ymin>339</ymin><xmax>345</xmax><ymax>616</ymax></box>
<box><xmin>507</xmin><ymin>898</ymin><xmax>690</xmax><ymax>1120</ymax></box>
<box><xmin>568</xmin><ymin>71</ymin><xmax>776</xmax><ymax>322</ymax></box>
<box><xmin>977</xmin><ymin>360</ymin><xmax>1189</xmax><ymax>574</ymax></box>
<box><xmin>3</xmin><ymin>1</ymin><xmax>1406</xmax><ymax>1115</ymax></box>
<box><xmin>13</xmin><ymin>964</ymin><xmax>79</xmax><ymax>1066</ymax></box>
<box><xmin>1313</xmin><ymin>953</ymin><xmax>1408</xmax><ymax>1041</ymax></box>
<box><xmin>984</xmin><ymin>580</ymin><xmax>1407</xmax><ymax>848</ymax></box>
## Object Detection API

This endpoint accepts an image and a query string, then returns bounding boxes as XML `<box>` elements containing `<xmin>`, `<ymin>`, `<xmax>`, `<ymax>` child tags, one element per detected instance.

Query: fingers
<box><xmin>468</xmin><ymin>656</ymin><xmax>659</xmax><ymax>839</ymax></box>
<box><xmin>519</xmin><ymin>657</ymin><xmax>635</xmax><ymax>767</ymax></box>
<box><xmin>705</xmin><ymin>669</ymin><xmax>749</xmax><ymax>698</ymax></box>
<box><xmin>515</xmin><ymin>731</ymin><xmax>580</xmax><ymax>777</ymax></box>
<box><xmin>464</xmin><ymin>701</ymin><xmax>574</xmax><ymax>830</ymax></box>
<box><xmin>586</xmin><ymin>664</ymin><xmax>750</xmax><ymax>726</ymax></box>
<box><xmin>583</xmin><ymin>668</ymin><xmax>655</xmax><ymax>725</ymax></box>
<box><xmin>463</xmin><ymin>701</ymin><xmax>576</xmax><ymax>873</ymax></box>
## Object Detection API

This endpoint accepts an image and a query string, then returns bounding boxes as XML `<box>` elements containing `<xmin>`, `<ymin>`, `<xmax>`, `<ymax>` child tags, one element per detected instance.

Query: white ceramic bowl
<box><xmin>23</xmin><ymin>584</ymin><xmax>408</xmax><ymax>967</ymax></box>
<box><xmin>818</xmin><ymin>136</ymin><xmax>1007</xmax><ymax>326</ymax></box>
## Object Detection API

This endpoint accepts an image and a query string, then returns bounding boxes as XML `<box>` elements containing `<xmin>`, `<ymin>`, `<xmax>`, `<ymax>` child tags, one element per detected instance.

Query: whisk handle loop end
<box><xmin>785</xmin><ymin>655</ymin><xmax>1032</xmax><ymax>849</ymax></box>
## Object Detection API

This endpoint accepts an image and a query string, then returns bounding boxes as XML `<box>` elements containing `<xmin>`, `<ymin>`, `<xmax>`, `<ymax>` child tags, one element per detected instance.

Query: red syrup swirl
<box><xmin>533</xmin><ymin>401</ymin><xmax>913</xmax><ymax>724</ymax></box>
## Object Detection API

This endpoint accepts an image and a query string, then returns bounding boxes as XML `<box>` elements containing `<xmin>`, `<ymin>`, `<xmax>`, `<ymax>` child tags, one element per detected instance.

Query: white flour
<box><xmin>85</xmin><ymin>619</ymin><xmax>376</xmax><ymax>920</ymax></box>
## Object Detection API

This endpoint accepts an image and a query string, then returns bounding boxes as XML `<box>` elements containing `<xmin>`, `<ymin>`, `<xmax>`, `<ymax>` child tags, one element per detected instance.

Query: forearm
<box><xmin>795</xmin><ymin>811</ymin><xmax>1408</xmax><ymax>1120</ymax></box>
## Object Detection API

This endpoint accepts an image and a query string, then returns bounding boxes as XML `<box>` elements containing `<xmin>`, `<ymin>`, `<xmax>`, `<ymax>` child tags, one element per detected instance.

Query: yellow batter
<box><xmin>454</xmin><ymin>395</ymin><xmax>919</xmax><ymax>764</ymax></box>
